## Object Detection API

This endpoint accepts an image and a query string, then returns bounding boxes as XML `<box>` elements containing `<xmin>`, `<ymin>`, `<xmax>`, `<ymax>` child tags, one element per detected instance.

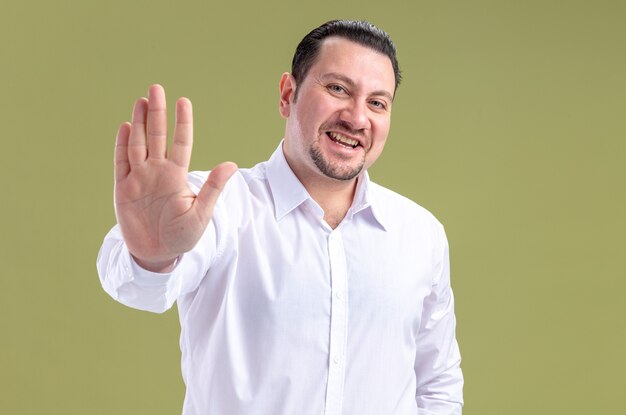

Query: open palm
<box><xmin>114</xmin><ymin>85</ymin><xmax>237</xmax><ymax>272</ymax></box>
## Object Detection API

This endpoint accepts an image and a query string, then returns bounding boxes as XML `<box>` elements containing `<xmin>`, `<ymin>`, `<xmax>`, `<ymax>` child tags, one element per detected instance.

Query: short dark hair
<box><xmin>291</xmin><ymin>20</ymin><xmax>401</xmax><ymax>99</ymax></box>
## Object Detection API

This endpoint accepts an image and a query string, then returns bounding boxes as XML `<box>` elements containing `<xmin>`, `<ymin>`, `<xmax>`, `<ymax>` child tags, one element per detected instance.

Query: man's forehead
<box><xmin>317</xmin><ymin>36</ymin><xmax>386</xmax><ymax>58</ymax></box>
<box><xmin>312</xmin><ymin>37</ymin><xmax>395</xmax><ymax>96</ymax></box>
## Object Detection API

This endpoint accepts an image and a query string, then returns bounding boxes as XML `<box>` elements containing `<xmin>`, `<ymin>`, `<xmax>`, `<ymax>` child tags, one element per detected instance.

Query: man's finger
<box><xmin>170</xmin><ymin>97</ymin><xmax>193</xmax><ymax>168</ymax></box>
<box><xmin>195</xmin><ymin>162</ymin><xmax>238</xmax><ymax>219</ymax></box>
<box><xmin>147</xmin><ymin>84</ymin><xmax>168</xmax><ymax>160</ymax></box>
<box><xmin>128</xmin><ymin>98</ymin><xmax>148</xmax><ymax>165</ymax></box>
<box><xmin>115</xmin><ymin>122</ymin><xmax>131</xmax><ymax>183</ymax></box>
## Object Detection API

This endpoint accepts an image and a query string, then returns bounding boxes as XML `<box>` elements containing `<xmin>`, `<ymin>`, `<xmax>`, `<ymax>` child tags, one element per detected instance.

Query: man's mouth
<box><xmin>327</xmin><ymin>131</ymin><xmax>359</xmax><ymax>149</ymax></box>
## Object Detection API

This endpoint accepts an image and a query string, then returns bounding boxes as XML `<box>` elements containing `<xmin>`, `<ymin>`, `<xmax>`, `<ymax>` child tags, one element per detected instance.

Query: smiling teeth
<box><xmin>328</xmin><ymin>132</ymin><xmax>358</xmax><ymax>148</ymax></box>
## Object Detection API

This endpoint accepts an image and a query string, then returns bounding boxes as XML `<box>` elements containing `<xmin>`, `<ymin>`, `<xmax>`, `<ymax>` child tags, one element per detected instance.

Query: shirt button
<box><xmin>335</xmin><ymin>291</ymin><xmax>344</xmax><ymax>300</ymax></box>
<box><xmin>333</xmin><ymin>356</ymin><xmax>341</xmax><ymax>364</ymax></box>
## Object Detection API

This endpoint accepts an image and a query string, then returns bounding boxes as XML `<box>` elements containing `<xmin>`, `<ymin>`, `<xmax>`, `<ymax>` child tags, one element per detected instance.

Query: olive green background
<box><xmin>1</xmin><ymin>0</ymin><xmax>624</xmax><ymax>413</ymax></box>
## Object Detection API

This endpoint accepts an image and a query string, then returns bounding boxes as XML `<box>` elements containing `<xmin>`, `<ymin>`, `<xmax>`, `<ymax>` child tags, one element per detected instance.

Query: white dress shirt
<box><xmin>97</xmin><ymin>143</ymin><xmax>463</xmax><ymax>415</ymax></box>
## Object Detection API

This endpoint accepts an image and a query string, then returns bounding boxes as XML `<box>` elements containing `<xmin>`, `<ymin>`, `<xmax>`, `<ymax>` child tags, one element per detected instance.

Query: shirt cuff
<box><xmin>128</xmin><ymin>252</ymin><xmax>180</xmax><ymax>287</ymax></box>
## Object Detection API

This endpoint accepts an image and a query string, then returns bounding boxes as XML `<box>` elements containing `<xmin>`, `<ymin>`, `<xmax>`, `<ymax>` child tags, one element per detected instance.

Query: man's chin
<box><xmin>310</xmin><ymin>146</ymin><xmax>366</xmax><ymax>181</ymax></box>
<box><xmin>316</xmin><ymin>160</ymin><xmax>364</xmax><ymax>181</ymax></box>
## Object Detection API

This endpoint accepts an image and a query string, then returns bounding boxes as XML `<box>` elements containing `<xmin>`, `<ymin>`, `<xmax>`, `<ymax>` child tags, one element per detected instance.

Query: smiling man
<box><xmin>279</xmin><ymin>36</ymin><xmax>395</xmax><ymax>228</ymax></box>
<box><xmin>98</xmin><ymin>20</ymin><xmax>463</xmax><ymax>415</ymax></box>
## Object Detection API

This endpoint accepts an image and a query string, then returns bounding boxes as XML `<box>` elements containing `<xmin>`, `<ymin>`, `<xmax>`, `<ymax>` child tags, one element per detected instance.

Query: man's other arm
<box><xmin>414</xmin><ymin>226</ymin><xmax>464</xmax><ymax>415</ymax></box>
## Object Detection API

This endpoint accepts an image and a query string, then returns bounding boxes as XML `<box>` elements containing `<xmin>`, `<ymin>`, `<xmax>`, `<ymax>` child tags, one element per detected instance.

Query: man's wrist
<box><xmin>130</xmin><ymin>254</ymin><xmax>178</xmax><ymax>273</ymax></box>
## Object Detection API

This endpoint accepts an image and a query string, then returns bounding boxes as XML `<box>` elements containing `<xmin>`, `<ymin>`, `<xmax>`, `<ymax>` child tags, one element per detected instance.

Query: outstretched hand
<box><xmin>114</xmin><ymin>85</ymin><xmax>237</xmax><ymax>272</ymax></box>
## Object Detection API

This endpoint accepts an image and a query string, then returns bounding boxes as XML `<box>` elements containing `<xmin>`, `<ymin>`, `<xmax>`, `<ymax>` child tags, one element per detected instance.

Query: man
<box><xmin>98</xmin><ymin>20</ymin><xmax>463</xmax><ymax>414</ymax></box>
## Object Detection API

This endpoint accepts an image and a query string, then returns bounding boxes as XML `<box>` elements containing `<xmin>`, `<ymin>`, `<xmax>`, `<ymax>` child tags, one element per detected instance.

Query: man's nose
<box><xmin>339</xmin><ymin>100</ymin><xmax>370</xmax><ymax>131</ymax></box>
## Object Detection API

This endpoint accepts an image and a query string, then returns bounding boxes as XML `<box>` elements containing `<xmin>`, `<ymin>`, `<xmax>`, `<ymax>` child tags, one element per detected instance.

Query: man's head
<box><xmin>279</xmin><ymin>20</ymin><xmax>399</xmax><ymax>187</ymax></box>
<box><xmin>291</xmin><ymin>20</ymin><xmax>401</xmax><ymax>101</ymax></box>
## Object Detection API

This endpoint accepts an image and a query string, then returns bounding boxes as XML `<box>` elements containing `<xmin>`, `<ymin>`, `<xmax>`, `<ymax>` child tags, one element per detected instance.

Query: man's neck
<box><xmin>281</xmin><ymin>142</ymin><xmax>359</xmax><ymax>229</ymax></box>
<box><xmin>302</xmin><ymin>175</ymin><xmax>357</xmax><ymax>229</ymax></box>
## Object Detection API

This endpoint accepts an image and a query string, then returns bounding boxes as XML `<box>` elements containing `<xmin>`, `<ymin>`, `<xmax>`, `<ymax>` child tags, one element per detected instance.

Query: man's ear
<box><xmin>279</xmin><ymin>73</ymin><xmax>296</xmax><ymax>119</ymax></box>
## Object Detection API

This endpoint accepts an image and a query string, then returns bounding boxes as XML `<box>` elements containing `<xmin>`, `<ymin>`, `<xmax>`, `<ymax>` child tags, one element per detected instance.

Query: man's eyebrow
<box><xmin>320</xmin><ymin>72</ymin><xmax>394</xmax><ymax>101</ymax></box>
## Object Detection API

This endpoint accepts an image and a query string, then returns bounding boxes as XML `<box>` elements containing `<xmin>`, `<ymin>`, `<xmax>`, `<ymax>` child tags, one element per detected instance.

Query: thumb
<box><xmin>195</xmin><ymin>161</ymin><xmax>238</xmax><ymax>215</ymax></box>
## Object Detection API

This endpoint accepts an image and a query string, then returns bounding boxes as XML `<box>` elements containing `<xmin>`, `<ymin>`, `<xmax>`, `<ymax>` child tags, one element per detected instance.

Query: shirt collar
<box><xmin>349</xmin><ymin>170</ymin><xmax>388</xmax><ymax>231</ymax></box>
<box><xmin>266</xmin><ymin>141</ymin><xmax>311</xmax><ymax>221</ymax></box>
<box><xmin>265</xmin><ymin>141</ymin><xmax>388</xmax><ymax>231</ymax></box>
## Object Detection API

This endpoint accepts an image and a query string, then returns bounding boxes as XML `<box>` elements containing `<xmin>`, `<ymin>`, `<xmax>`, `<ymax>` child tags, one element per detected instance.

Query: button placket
<box><xmin>324</xmin><ymin>230</ymin><xmax>349</xmax><ymax>415</ymax></box>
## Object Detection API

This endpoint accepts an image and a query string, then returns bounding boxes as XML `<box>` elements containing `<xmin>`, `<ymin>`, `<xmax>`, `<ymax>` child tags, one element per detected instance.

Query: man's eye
<box><xmin>328</xmin><ymin>84</ymin><xmax>345</xmax><ymax>94</ymax></box>
<box><xmin>370</xmin><ymin>100</ymin><xmax>387</xmax><ymax>110</ymax></box>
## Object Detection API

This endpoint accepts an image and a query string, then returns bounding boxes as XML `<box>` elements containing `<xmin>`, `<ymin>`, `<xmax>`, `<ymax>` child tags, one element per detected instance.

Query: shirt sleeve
<box><xmin>96</xmin><ymin>221</ymin><xmax>218</xmax><ymax>313</ymax></box>
<box><xmin>414</xmin><ymin>224</ymin><xmax>464</xmax><ymax>414</ymax></box>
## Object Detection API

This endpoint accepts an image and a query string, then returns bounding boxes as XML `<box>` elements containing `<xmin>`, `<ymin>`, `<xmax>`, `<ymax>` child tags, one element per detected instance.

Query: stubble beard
<box><xmin>309</xmin><ymin>145</ymin><xmax>365</xmax><ymax>181</ymax></box>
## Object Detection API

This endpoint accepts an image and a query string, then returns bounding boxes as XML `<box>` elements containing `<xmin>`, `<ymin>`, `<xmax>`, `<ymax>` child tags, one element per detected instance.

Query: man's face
<box><xmin>280</xmin><ymin>37</ymin><xmax>395</xmax><ymax>185</ymax></box>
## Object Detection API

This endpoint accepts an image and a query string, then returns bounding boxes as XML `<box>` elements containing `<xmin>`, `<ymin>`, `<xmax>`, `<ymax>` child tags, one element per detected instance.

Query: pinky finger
<box><xmin>115</xmin><ymin>122</ymin><xmax>132</xmax><ymax>183</ymax></box>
